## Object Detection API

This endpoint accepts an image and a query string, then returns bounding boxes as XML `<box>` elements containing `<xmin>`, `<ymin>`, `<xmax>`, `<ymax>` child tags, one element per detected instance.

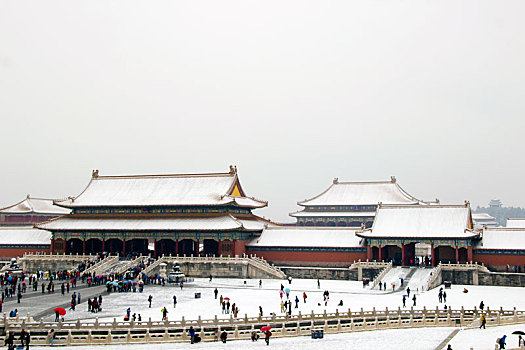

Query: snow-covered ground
<box><xmin>51</xmin><ymin>277</ymin><xmax>525</xmax><ymax>324</ymax></box>
<box><xmin>35</xmin><ymin>276</ymin><xmax>525</xmax><ymax>349</ymax></box>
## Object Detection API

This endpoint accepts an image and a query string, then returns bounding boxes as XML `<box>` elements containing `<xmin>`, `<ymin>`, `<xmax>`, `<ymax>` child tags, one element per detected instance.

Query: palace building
<box><xmin>0</xmin><ymin>196</ymin><xmax>70</xmax><ymax>226</ymax></box>
<box><xmin>356</xmin><ymin>204</ymin><xmax>478</xmax><ymax>265</ymax></box>
<box><xmin>36</xmin><ymin>167</ymin><xmax>268</xmax><ymax>257</ymax></box>
<box><xmin>290</xmin><ymin>177</ymin><xmax>437</xmax><ymax>228</ymax></box>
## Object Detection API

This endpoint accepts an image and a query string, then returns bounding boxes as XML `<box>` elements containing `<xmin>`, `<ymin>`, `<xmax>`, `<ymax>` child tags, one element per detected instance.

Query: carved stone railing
<box><xmin>0</xmin><ymin>307</ymin><xmax>522</xmax><ymax>346</ymax></box>
<box><xmin>82</xmin><ymin>255</ymin><xmax>119</xmax><ymax>276</ymax></box>
<box><xmin>369</xmin><ymin>261</ymin><xmax>393</xmax><ymax>289</ymax></box>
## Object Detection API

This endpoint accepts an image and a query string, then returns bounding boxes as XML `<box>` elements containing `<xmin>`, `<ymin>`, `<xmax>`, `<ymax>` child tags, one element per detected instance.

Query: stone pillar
<box><xmin>455</xmin><ymin>247</ymin><xmax>460</xmax><ymax>263</ymax></box>
<box><xmin>196</xmin><ymin>239</ymin><xmax>200</xmax><ymax>257</ymax></box>
<box><xmin>401</xmin><ymin>244</ymin><xmax>406</xmax><ymax>266</ymax></box>
<box><xmin>467</xmin><ymin>246</ymin><xmax>473</xmax><ymax>262</ymax></box>
<box><xmin>218</xmin><ymin>239</ymin><xmax>222</xmax><ymax>256</ymax></box>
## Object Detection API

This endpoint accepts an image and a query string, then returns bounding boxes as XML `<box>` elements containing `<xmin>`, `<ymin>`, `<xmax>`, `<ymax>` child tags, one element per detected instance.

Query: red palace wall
<box><xmin>234</xmin><ymin>240</ymin><xmax>247</xmax><ymax>257</ymax></box>
<box><xmin>0</xmin><ymin>247</ymin><xmax>50</xmax><ymax>259</ymax></box>
<box><xmin>473</xmin><ymin>253</ymin><xmax>525</xmax><ymax>268</ymax></box>
<box><xmin>247</xmin><ymin>249</ymin><xmax>367</xmax><ymax>267</ymax></box>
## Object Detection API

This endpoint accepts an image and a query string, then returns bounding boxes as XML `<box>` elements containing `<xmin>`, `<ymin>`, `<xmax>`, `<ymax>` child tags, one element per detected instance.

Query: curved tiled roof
<box><xmin>0</xmin><ymin>196</ymin><xmax>70</xmax><ymax>215</ymax></box>
<box><xmin>297</xmin><ymin>177</ymin><xmax>426</xmax><ymax>207</ymax></box>
<box><xmin>247</xmin><ymin>226</ymin><xmax>365</xmax><ymax>248</ymax></box>
<box><xmin>55</xmin><ymin>168</ymin><xmax>267</xmax><ymax>209</ymax></box>
<box><xmin>36</xmin><ymin>214</ymin><xmax>262</xmax><ymax>232</ymax></box>
<box><xmin>357</xmin><ymin>204</ymin><xmax>479</xmax><ymax>239</ymax></box>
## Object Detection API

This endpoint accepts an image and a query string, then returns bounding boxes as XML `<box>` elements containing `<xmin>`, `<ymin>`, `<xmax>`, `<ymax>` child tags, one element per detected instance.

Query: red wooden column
<box><xmin>175</xmin><ymin>239</ymin><xmax>179</xmax><ymax>256</ymax></box>
<box><xmin>455</xmin><ymin>247</ymin><xmax>460</xmax><ymax>263</ymax></box>
<box><xmin>82</xmin><ymin>239</ymin><xmax>86</xmax><ymax>255</ymax></box>
<box><xmin>196</xmin><ymin>239</ymin><xmax>200</xmax><ymax>257</ymax></box>
<box><xmin>232</xmin><ymin>239</ymin><xmax>237</xmax><ymax>257</ymax></box>
<box><xmin>160</xmin><ymin>240</ymin><xmax>164</xmax><ymax>256</ymax></box>
<box><xmin>467</xmin><ymin>246</ymin><xmax>473</xmax><ymax>262</ymax></box>
<box><xmin>122</xmin><ymin>239</ymin><xmax>126</xmax><ymax>257</ymax></box>
<box><xmin>154</xmin><ymin>239</ymin><xmax>157</xmax><ymax>258</ymax></box>
<box><xmin>51</xmin><ymin>239</ymin><xmax>55</xmax><ymax>254</ymax></box>
<box><xmin>378</xmin><ymin>246</ymin><xmax>383</xmax><ymax>262</ymax></box>
<box><xmin>218</xmin><ymin>239</ymin><xmax>222</xmax><ymax>256</ymax></box>
<box><xmin>431</xmin><ymin>243</ymin><xmax>436</xmax><ymax>266</ymax></box>
<box><xmin>401</xmin><ymin>243</ymin><xmax>406</xmax><ymax>266</ymax></box>
<box><xmin>102</xmin><ymin>239</ymin><xmax>105</xmax><ymax>253</ymax></box>
<box><xmin>366</xmin><ymin>245</ymin><xmax>372</xmax><ymax>261</ymax></box>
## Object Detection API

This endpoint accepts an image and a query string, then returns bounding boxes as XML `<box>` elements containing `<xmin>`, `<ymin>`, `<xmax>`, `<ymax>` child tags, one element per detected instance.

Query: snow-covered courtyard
<box><xmin>29</xmin><ymin>274</ymin><xmax>525</xmax><ymax>349</ymax></box>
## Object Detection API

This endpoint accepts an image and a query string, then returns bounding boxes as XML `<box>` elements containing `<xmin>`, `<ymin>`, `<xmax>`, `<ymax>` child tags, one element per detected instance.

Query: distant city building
<box><xmin>290</xmin><ymin>176</ymin><xmax>437</xmax><ymax>228</ymax></box>
<box><xmin>0</xmin><ymin>195</ymin><xmax>70</xmax><ymax>226</ymax></box>
<box><xmin>489</xmin><ymin>199</ymin><xmax>502</xmax><ymax>208</ymax></box>
<box><xmin>472</xmin><ymin>212</ymin><xmax>498</xmax><ymax>228</ymax></box>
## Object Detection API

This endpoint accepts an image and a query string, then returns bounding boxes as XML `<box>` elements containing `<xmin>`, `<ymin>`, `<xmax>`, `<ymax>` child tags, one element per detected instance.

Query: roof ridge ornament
<box><xmin>92</xmin><ymin>169</ymin><xmax>99</xmax><ymax>178</ymax></box>
<box><xmin>391</xmin><ymin>176</ymin><xmax>396</xmax><ymax>183</ymax></box>
<box><xmin>229</xmin><ymin>165</ymin><xmax>237</xmax><ymax>175</ymax></box>
<box><xmin>26</xmin><ymin>194</ymin><xmax>30</xmax><ymax>199</ymax></box>
<box><xmin>333</xmin><ymin>177</ymin><xmax>339</xmax><ymax>184</ymax></box>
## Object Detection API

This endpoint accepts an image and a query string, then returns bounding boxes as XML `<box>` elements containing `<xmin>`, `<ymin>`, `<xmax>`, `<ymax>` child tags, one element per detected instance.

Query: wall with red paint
<box><xmin>247</xmin><ymin>249</ymin><xmax>367</xmax><ymax>267</ymax></box>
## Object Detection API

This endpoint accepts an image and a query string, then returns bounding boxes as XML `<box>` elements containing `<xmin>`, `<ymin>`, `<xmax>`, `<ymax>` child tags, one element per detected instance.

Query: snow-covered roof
<box><xmin>246</xmin><ymin>227</ymin><xmax>365</xmax><ymax>248</ymax></box>
<box><xmin>55</xmin><ymin>168</ymin><xmax>267</xmax><ymax>209</ymax></box>
<box><xmin>0</xmin><ymin>196</ymin><xmax>70</xmax><ymax>215</ymax></box>
<box><xmin>472</xmin><ymin>213</ymin><xmax>495</xmax><ymax>220</ymax></box>
<box><xmin>0</xmin><ymin>226</ymin><xmax>51</xmax><ymax>245</ymax></box>
<box><xmin>36</xmin><ymin>214</ymin><xmax>262</xmax><ymax>232</ymax></box>
<box><xmin>506</xmin><ymin>218</ymin><xmax>525</xmax><ymax>228</ymax></box>
<box><xmin>357</xmin><ymin>204</ymin><xmax>479</xmax><ymax>239</ymax></box>
<box><xmin>297</xmin><ymin>177</ymin><xmax>426</xmax><ymax>207</ymax></box>
<box><xmin>475</xmin><ymin>227</ymin><xmax>525</xmax><ymax>250</ymax></box>
<box><xmin>290</xmin><ymin>211</ymin><xmax>376</xmax><ymax>218</ymax></box>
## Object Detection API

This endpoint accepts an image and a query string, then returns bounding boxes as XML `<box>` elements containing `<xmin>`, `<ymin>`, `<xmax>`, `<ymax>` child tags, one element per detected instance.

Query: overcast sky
<box><xmin>1</xmin><ymin>0</ymin><xmax>524</xmax><ymax>222</ymax></box>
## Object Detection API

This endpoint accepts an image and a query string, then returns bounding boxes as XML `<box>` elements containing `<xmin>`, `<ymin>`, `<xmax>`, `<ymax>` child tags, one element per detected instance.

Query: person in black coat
<box><xmin>220</xmin><ymin>331</ymin><xmax>227</xmax><ymax>343</ymax></box>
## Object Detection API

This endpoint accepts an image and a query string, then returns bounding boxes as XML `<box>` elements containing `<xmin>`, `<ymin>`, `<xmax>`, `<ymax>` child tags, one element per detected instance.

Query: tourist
<box><xmin>438</xmin><ymin>289</ymin><xmax>443</xmax><ymax>303</ymax></box>
<box><xmin>77</xmin><ymin>293</ymin><xmax>81</xmax><ymax>304</ymax></box>
<box><xmin>402</xmin><ymin>295</ymin><xmax>406</xmax><ymax>307</ymax></box>
<box><xmin>338</xmin><ymin>300</ymin><xmax>343</xmax><ymax>306</ymax></box>
<box><xmin>19</xmin><ymin>329</ymin><xmax>27</xmax><ymax>348</ymax></box>
<box><xmin>379</xmin><ymin>282</ymin><xmax>382</xmax><ymax>290</ymax></box>
<box><xmin>214</xmin><ymin>288</ymin><xmax>218</xmax><ymax>299</ymax></box>
<box><xmin>251</xmin><ymin>331</ymin><xmax>259</xmax><ymax>341</ymax></box>
<box><xmin>317</xmin><ymin>279</ymin><xmax>320</xmax><ymax>289</ymax></box>
<box><xmin>138</xmin><ymin>314</ymin><xmax>142</xmax><ymax>322</ymax></box>
<box><xmin>295</xmin><ymin>296</ymin><xmax>299</xmax><ymax>308</ymax></box>
<box><xmin>54</xmin><ymin>310</ymin><xmax>60</xmax><ymax>322</ymax></box>
<box><xmin>226</xmin><ymin>300</ymin><xmax>230</xmax><ymax>314</ymax></box>
<box><xmin>148</xmin><ymin>295</ymin><xmax>153</xmax><ymax>308</ymax></box>
<box><xmin>173</xmin><ymin>295</ymin><xmax>177</xmax><ymax>307</ymax></box>
<box><xmin>259</xmin><ymin>280</ymin><xmax>262</xmax><ymax>288</ymax></box>
<box><xmin>48</xmin><ymin>329</ymin><xmax>55</xmax><ymax>346</ymax></box>
<box><xmin>480</xmin><ymin>301</ymin><xmax>484</xmax><ymax>310</ymax></box>
<box><xmin>264</xmin><ymin>329</ymin><xmax>272</xmax><ymax>345</ymax></box>
<box><xmin>222</xmin><ymin>301</ymin><xmax>226</xmax><ymax>314</ymax></box>
<box><xmin>259</xmin><ymin>306</ymin><xmax>263</xmax><ymax>317</ymax></box>
<box><xmin>288</xmin><ymin>276</ymin><xmax>292</xmax><ymax>284</ymax></box>
<box><xmin>407</xmin><ymin>287</ymin><xmax>411</xmax><ymax>297</ymax></box>
<box><xmin>303</xmin><ymin>292</ymin><xmax>307</xmax><ymax>303</ymax></box>
<box><xmin>5</xmin><ymin>332</ymin><xmax>14</xmax><ymax>350</ymax></box>
<box><xmin>189</xmin><ymin>326</ymin><xmax>195</xmax><ymax>344</ymax></box>
<box><xmin>25</xmin><ymin>331</ymin><xmax>30</xmax><ymax>350</ymax></box>
<box><xmin>220</xmin><ymin>330</ymin><xmax>227</xmax><ymax>343</ymax></box>
<box><xmin>412</xmin><ymin>294</ymin><xmax>417</xmax><ymax>306</ymax></box>
<box><xmin>497</xmin><ymin>335</ymin><xmax>507</xmax><ymax>349</ymax></box>
<box><xmin>383</xmin><ymin>282</ymin><xmax>386</xmax><ymax>290</ymax></box>
<box><xmin>447</xmin><ymin>345</ymin><xmax>452</xmax><ymax>350</ymax></box>
<box><xmin>219</xmin><ymin>295</ymin><xmax>223</xmax><ymax>305</ymax></box>
<box><xmin>161</xmin><ymin>306</ymin><xmax>168</xmax><ymax>320</ymax></box>
<box><xmin>480</xmin><ymin>313</ymin><xmax>486</xmax><ymax>329</ymax></box>
<box><xmin>443</xmin><ymin>291</ymin><xmax>447</xmax><ymax>303</ymax></box>
<box><xmin>180</xmin><ymin>281</ymin><xmax>183</xmax><ymax>290</ymax></box>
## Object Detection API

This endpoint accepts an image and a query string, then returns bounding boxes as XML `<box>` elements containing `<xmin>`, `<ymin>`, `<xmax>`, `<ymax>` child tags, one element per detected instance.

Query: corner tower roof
<box><xmin>298</xmin><ymin>177</ymin><xmax>429</xmax><ymax>207</ymax></box>
<box><xmin>55</xmin><ymin>166</ymin><xmax>267</xmax><ymax>209</ymax></box>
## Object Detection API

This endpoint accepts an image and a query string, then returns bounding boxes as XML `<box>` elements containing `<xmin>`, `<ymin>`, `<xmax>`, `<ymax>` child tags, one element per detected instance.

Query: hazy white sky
<box><xmin>1</xmin><ymin>0</ymin><xmax>524</xmax><ymax>221</ymax></box>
